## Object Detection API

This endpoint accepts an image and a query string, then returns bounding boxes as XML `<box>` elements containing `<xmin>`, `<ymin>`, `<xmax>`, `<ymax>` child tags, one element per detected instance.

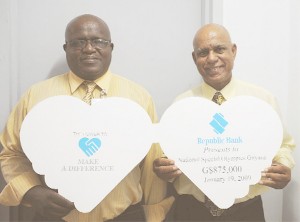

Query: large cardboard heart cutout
<box><xmin>20</xmin><ymin>96</ymin><xmax>153</xmax><ymax>213</ymax></box>
<box><xmin>20</xmin><ymin>95</ymin><xmax>283</xmax><ymax>211</ymax></box>
<box><xmin>159</xmin><ymin>96</ymin><xmax>283</xmax><ymax>209</ymax></box>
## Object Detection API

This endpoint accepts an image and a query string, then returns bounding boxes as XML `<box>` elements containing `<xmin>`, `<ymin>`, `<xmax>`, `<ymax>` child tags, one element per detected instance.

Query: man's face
<box><xmin>192</xmin><ymin>27</ymin><xmax>236</xmax><ymax>90</ymax></box>
<box><xmin>64</xmin><ymin>18</ymin><xmax>113</xmax><ymax>81</ymax></box>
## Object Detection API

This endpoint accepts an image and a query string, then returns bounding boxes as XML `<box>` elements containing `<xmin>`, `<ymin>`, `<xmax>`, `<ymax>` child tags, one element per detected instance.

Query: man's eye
<box><xmin>215</xmin><ymin>47</ymin><xmax>225</xmax><ymax>54</ymax></box>
<box><xmin>196</xmin><ymin>50</ymin><xmax>208</xmax><ymax>57</ymax></box>
<box><xmin>93</xmin><ymin>39</ymin><xmax>109</xmax><ymax>48</ymax></box>
<box><xmin>69</xmin><ymin>40</ymin><xmax>85</xmax><ymax>48</ymax></box>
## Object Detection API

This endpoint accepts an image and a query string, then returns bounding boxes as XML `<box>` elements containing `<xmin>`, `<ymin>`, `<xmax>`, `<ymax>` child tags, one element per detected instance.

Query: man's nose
<box><xmin>207</xmin><ymin>51</ymin><xmax>218</xmax><ymax>63</ymax></box>
<box><xmin>82</xmin><ymin>40</ymin><xmax>96</xmax><ymax>53</ymax></box>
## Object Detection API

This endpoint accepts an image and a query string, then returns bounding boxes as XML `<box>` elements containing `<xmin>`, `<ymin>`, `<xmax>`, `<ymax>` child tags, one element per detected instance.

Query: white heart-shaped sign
<box><xmin>159</xmin><ymin>96</ymin><xmax>283</xmax><ymax>209</ymax></box>
<box><xmin>20</xmin><ymin>96</ymin><xmax>153</xmax><ymax>213</ymax></box>
<box><xmin>20</xmin><ymin>95</ymin><xmax>283</xmax><ymax>212</ymax></box>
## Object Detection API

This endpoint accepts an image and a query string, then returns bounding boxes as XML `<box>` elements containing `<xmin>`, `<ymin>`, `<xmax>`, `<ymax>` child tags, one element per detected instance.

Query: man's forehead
<box><xmin>196</xmin><ymin>41</ymin><xmax>228</xmax><ymax>50</ymax></box>
<box><xmin>195</xmin><ymin>29</ymin><xmax>231</xmax><ymax>45</ymax></box>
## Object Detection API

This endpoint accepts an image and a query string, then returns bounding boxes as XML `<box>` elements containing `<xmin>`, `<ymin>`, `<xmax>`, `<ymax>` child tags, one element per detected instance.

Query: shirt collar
<box><xmin>68</xmin><ymin>70</ymin><xmax>112</xmax><ymax>94</ymax></box>
<box><xmin>201</xmin><ymin>77</ymin><xmax>236</xmax><ymax>100</ymax></box>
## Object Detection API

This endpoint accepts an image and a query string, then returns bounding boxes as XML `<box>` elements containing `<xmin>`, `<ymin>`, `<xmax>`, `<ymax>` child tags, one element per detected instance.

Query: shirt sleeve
<box><xmin>0</xmin><ymin>90</ymin><xmax>42</xmax><ymax>206</ymax></box>
<box><xmin>269</xmin><ymin>96</ymin><xmax>296</xmax><ymax>168</ymax></box>
<box><xmin>171</xmin><ymin>85</ymin><xmax>296</xmax><ymax>205</ymax></box>
<box><xmin>273</xmin><ymin>127</ymin><xmax>295</xmax><ymax>168</ymax></box>
<box><xmin>140</xmin><ymin>97</ymin><xmax>174</xmax><ymax>221</ymax></box>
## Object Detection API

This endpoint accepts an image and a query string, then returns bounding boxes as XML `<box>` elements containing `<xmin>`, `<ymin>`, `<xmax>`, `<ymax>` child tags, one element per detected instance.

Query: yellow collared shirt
<box><xmin>174</xmin><ymin>78</ymin><xmax>296</xmax><ymax>204</ymax></box>
<box><xmin>0</xmin><ymin>70</ymin><xmax>172</xmax><ymax>221</ymax></box>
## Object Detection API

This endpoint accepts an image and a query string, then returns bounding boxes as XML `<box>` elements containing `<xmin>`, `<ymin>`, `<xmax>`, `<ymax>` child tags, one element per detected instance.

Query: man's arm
<box><xmin>259</xmin><ymin>107</ymin><xmax>295</xmax><ymax>190</ymax></box>
<box><xmin>0</xmin><ymin>94</ymin><xmax>42</xmax><ymax>205</ymax></box>
<box><xmin>0</xmin><ymin>92</ymin><xmax>74</xmax><ymax>219</ymax></box>
<box><xmin>22</xmin><ymin>185</ymin><xmax>74</xmax><ymax>219</ymax></box>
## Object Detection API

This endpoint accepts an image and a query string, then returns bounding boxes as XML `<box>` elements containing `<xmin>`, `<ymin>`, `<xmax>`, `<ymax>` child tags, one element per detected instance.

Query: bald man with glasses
<box><xmin>0</xmin><ymin>14</ymin><xmax>171</xmax><ymax>222</ymax></box>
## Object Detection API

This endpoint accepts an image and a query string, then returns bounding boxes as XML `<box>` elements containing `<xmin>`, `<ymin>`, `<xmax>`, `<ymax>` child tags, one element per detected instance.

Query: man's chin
<box><xmin>206</xmin><ymin>76</ymin><xmax>231</xmax><ymax>90</ymax></box>
<box><xmin>77</xmin><ymin>71</ymin><xmax>105</xmax><ymax>80</ymax></box>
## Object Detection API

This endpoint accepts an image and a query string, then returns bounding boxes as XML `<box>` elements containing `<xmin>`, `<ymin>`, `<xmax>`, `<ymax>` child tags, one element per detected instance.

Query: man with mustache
<box><xmin>0</xmin><ymin>14</ymin><xmax>171</xmax><ymax>222</ymax></box>
<box><xmin>153</xmin><ymin>23</ymin><xmax>295</xmax><ymax>221</ymax></box>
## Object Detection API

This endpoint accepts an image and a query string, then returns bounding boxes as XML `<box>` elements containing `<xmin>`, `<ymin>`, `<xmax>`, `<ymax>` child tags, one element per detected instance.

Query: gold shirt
<box><xmin>174</xmin><ymin>78</ymin><xmax>296</xmax><ymax>204</ymax></box>
<box><xmin>0</xmin><ymin>71</ymin><xmax>173</xmax><ymax>221</ymax></box>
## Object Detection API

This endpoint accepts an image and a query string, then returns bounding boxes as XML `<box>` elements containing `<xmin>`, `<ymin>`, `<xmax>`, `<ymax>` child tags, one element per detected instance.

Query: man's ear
<box><xmin>192</xmin><ymin>51</ymin><xmax>197</xmax><ymax>64</ymax></box>
<box><xmin>63</xmin><ymin>43</ymin><xmax>67</xmax><ymax>52</ymax></box>
<box><xmin>232</xmin><ymin>44</ymin><xmax>237</xmax><ymax>58</ymax></box>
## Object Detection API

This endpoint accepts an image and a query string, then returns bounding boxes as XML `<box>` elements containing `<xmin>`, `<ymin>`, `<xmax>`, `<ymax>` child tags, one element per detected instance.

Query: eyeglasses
<box><xmin>66</xmin><ymin>38</ymin><xmax>112</xmax><ymax>50</ymax></box>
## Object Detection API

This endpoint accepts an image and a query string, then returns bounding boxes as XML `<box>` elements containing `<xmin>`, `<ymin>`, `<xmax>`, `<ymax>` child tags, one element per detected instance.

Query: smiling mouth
<box><xmin>82</xmin><ymin>59</ymin><xmax>99</xmax><ymax>65</ymax></box>
<box><xmin>81</xmin><ymin>57</ymin><xmax>100</xmax><ymax>62</ymax></box>
<box><xmin>206</xmin><ymin>66</ymin><xmax>224</xmax><ymax>75</ymax></box>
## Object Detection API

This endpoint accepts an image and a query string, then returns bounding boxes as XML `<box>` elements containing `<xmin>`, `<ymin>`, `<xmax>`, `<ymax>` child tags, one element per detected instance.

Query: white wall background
<box><xmin>3</xmin><ymin>0</ymin><xmax>203</xmax><ymax>120</ymax></box>
<box><xmin>222</xmin><ymin>1</ymin><xmax>287</xmax><ymax>220</ymax></box>
<box><xmin>0</xmin><ymin>0</ymin><xmax>299</xmax><ymax>221</ymax></box>
<box><xmin>213</xmin><ymin>0</ymin><xmax>299</xmax><ymax>221</ymax></box>
<box><xmin>284</xmin><ymin>0</ymin><xmax>300</xmax><ymax>221</ymax></box>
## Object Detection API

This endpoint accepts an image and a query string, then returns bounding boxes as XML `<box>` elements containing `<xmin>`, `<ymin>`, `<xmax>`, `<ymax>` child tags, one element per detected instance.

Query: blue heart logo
<box><xmin>79</xmin><ymin>137</ymin><xmax>101</xmax><ymax>157</ymax></box>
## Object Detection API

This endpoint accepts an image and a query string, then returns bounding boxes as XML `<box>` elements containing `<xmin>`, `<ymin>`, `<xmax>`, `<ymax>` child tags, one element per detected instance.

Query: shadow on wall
<box><xmin>47</xmin><ymin>56</ymin><xmax>69</xmax><ymax>79</ymax></box>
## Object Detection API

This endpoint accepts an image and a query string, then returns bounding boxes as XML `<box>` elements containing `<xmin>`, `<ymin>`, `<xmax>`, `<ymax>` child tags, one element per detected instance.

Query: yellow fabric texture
<box><xmin>0</xmin><ymin>71</ymin><xmax>171</xmax><ymax>221</ymax></box>
<box><xmin>174</xmin><ymin>78</ymin><xmax>296</xmax><ymax>204</ymax></box>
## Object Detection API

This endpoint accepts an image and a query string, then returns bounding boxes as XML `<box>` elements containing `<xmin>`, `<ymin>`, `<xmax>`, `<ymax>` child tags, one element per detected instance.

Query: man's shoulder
<box><xmin>108</xmin><ymin>73</ymin><xmax>156</xmax><ymax>117</ymax></box>
<box><xmin>232</xmin><ymin>78</ymin><xmax>280</xmax><ymax>108</ymax></box>
<box><xmin>110</xmin><ymin>73</ymin><xmax>145</xmax><ymax>88</ymax></box>
<box><xmin>110</xmin><ymin>73</ymin><xmax>152</xmax><ymax>97</ymax></box>
<box><xmin>22</xmin><ymin>73</ymin><xmax>69</xmax><ymax>104</ymax></box>
<box><xmin>234</xmin><ymin>79</ymin><xmax>274</xmax><ymax>98</ymax></box>
<box><xmin>175</xmin><ymin>85</ymin><xmax>202</xmax><ymax>102</ymax></box>
<box><xmin>29</xmin><ymin>73</ymin><xmax>68</xmax><ymax>90</ymax></box>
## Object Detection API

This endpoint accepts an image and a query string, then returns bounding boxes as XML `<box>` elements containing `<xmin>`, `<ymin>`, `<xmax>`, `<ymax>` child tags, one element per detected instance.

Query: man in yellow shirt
<box><xmin>153</xmin><ymin>24</ymin><xmax>295</xmax><ymax>221</ymax></box>
<box><xmin>0</xmin><ymin>14</ymin><xmax>172</xmax><ymax>221</ymax></box>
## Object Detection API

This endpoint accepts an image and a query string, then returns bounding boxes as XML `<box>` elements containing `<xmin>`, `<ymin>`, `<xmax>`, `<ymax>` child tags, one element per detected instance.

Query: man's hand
<box><xmin>153</xmin><ymin>157</ymin><xmax>182</xmax><ymax>181</ymax></box>
<box><xmin>23</xmin><ymin>185</ymin><xmax>75</xmax><ymax>219</ymax></box>
<box><xmin>259</xmin><ymin>163</ymin><xmax>291</xmax><ymax>189</ymax></box>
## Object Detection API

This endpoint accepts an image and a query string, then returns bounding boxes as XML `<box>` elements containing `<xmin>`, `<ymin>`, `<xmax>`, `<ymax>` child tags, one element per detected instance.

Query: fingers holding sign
<box><xmin>153</xmin><ymin>157</ymin><xmax>182</xmax><ymax>182</ymax></box>
<box><xmin>259</xmin><ymin>163</ymin><xmax>291</xmax><ymax>189</ymax></box>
